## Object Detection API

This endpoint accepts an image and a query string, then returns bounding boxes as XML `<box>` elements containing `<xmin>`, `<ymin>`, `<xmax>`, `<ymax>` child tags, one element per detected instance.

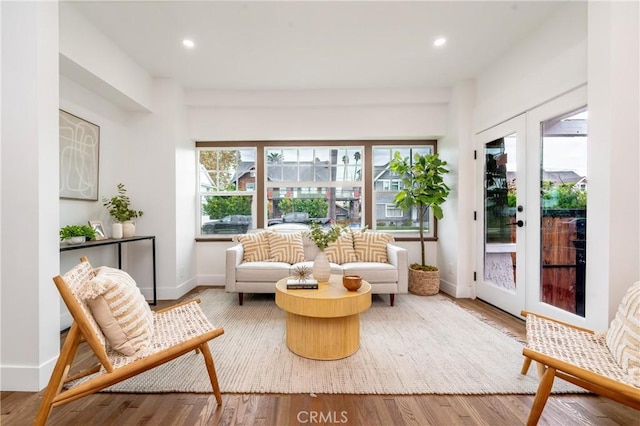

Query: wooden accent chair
<box><xmin>36</xmin><ymin>257</ymin><xmax>225</xmax><ymax>425</ymax></box>
<box><xmin>520</xmin><ymin>283</ymin><xmax>640</xmax><ymax>426</ymax></box>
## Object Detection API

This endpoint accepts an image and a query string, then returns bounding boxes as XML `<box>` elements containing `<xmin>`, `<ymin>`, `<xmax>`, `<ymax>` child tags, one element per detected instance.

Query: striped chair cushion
<box><xmin>325</xmin><ymin>232</ymin><xmax>357</xmax><ymax>264</ymax></box>
<box><xmin>268</xmin><ymin>231</ymin><xmax>305</xmax><ymax>264</ymax></box>
<box><xmin>606</xmin><ymin>281</ymin><xmax>640</xmax><ymax>386</ymax></box>
<box><xmin>353</xmin><ymin>232</ymin><xmax>394</xmax><ymax>263</ymax></box>
<box><xmin>237</xmin><ymin>231</ymin><xmax>272</xmax><ymax>262</ymax></box>
<box><xmin>79</xmin><ymin>267</ymin><xmax>154</xmax><ymax>356</ymax></box>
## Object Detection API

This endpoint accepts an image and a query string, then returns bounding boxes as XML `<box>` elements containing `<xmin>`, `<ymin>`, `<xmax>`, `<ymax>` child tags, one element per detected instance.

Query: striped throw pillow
<box><xmin>325</xmin><ymin>232</ymin><xmax>357</xmax><ymax>264</ymax></box>
<box><xmin>81</xmin><ymin>267</ymin><xmax>154</xmax><ymax>356</ymax></box>
<box><xmin>269</xmin><ymin>232</ymin><xmax>305</xmax><ymax>264</ymax></box>
<box><xmin>606</xmin><ymin>281</ymin><xmax>640</xmax><ymax>386</ymax></box>
<box><xmin>237</xmin><ymin>232</ymin><xmax>272</xmax><ymax>262</ymax></box>
<box><xmin>353</xmin><ymin>232</ymin><xmax>394</xmax><ymax>263</ymax></box>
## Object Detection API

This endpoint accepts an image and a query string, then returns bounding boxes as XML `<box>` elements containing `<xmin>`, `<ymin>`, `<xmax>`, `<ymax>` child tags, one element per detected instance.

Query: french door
<box><xmin>475</xmin><ymin>115</ymin><xmax>527</xmax><ymax>317</ymax></box>
<box><xmin>475</xmin><ymin>86</ymin><xmax>589</xmax><ymax>325</ymax></box>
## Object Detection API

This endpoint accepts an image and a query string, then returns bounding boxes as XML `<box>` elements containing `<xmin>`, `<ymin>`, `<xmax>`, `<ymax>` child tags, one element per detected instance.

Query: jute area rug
<box><xmin>97</xmin><ymin>289</ymin><xmax>582</xmax><ymax>395</ymax></box>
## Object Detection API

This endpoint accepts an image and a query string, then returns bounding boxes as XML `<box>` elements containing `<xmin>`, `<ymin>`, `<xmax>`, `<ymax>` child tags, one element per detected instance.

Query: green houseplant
<box><xmin>103</xmin><ymin>183</ymin><xmax>144</xmax><ymax>238</ymax></box>
<box><xmin>389</xmin><ymin>151</ymin><xmax>450</xmax><ymax>294</ymax></box>
<box><xmin>306</xmin><ymin>223</ymin><xmax>345</xmax><ymax>282</ymax></box>
<box><xmin>60</xmin><ymin>225</ymin><xmax>96</xmax><ymax>244</ymax></box>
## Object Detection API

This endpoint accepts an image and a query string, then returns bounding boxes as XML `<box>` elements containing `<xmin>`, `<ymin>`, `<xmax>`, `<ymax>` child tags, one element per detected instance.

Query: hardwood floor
<box><xmin>2</xmin><ymin>288</ymin><xmax>638</xmax><ymax>426</ymax></box>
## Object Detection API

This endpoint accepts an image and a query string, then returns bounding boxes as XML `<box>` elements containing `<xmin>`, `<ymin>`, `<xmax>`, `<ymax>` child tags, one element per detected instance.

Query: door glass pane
<box><xmin>540</xmin><ymin>108</ymin><xmax>588</xmax><ymax>316</ymax></box>
<box><xmin>484</xmin><ymin>134</ymin><xmax>517</xmax><ymax>291</ymax></box>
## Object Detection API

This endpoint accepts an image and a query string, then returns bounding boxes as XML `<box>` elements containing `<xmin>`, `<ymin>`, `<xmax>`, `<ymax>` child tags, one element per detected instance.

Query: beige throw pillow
<box><xmin>605</xmin><ymin>281</ymin><xmax>640</xmax><ymax>386</ymax></box>
<box><xmin>324</xmin><ymin>232</ymin><xmax>357</xmax><ymax>264</ymax></box>
<box><xmin>353</xmin><ymin>232</ymin><xmax>394</xmax><ymax>263</ymax></box>
<box><xmin>269</xmin><ymin>232</ymin><xmax>305</xmax><ymax>264</ymax></box>
<box><xmin>80</xmin><ymin>267</ymin><xmax>154</xmax><ymax>356</ymax></box>
<box><xmin>237</xmin><ymin>232</ymin><xmax>272</xmax><ymax>262</ymax></box>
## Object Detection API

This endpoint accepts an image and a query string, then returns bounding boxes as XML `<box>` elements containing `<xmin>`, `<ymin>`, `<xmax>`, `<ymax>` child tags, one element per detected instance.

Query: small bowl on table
<box><xmin>342</xmin><ymin>275</ymin><xmax>362</xmax><ymax>292</ymax></box>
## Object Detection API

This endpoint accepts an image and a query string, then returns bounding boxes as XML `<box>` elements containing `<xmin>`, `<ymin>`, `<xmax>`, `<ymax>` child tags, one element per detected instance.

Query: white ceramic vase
<box><xmin>312</xmin><ymin>250</ymin><xmax>331</xmax><ymax>282</ymax></box>
<box><xmin>111</xmin><ymin>222</ymin><xmax>123</xmax><ymax>239</ymax></box>
<box><xmin>122</xmin><ymin>220</ymin><xmax>136</xmax><ymax>238</ymax></box>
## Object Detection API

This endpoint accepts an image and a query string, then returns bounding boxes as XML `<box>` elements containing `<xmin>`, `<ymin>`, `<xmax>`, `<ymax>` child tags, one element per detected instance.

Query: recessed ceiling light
<box><xmin>433</xmin><ymin>37</ymin><xmax>447</xmax><ymax>47</ymax></box>
<box><xmin>182</xmin><ymin>39</ymin><xmax>195</xmax><ymax>49</ymax></box>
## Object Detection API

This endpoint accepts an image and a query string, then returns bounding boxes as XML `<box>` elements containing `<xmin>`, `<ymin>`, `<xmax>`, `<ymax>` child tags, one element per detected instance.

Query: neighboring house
<box><xmin>506</xmin><ymin>170</ymin><xmax>586</xmax><ymax>188</ymax></box>
<box><xmin>373</xmin><ymin>162</ymin><xmax>413</xmax><ymax>226</ymax></box>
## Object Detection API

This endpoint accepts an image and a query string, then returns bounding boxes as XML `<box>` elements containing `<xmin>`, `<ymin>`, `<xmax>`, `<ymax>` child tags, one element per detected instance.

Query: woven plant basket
<box><xmin>408</xmin><ymin>268</ymin><xmax>440</xmax><ymax>296</ymax></box>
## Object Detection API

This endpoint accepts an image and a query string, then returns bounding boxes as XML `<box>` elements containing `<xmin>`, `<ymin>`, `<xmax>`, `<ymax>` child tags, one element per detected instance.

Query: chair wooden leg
<box><xmin>35</xmin><ymin>324</ymin><xmax>83</xmax><ymax>426</ymax></box>
<box><xmin>238</xmin><ymin>293</ymin><xmax>244</xmax><ymax>306</ymax></box>
<box><xmin>199</xmin><ymin>343</ymin><xmax>223</xmax><ymax>406</ymax></box>
<box><xmin>527</xmin><ymin>366</ymin><xmax>556</xmax><ymax>426</ymax></box>
<box><xmin>389</xmin><ymin>294</ymin><xmax>395</xmax><ymax>306</ymax></box>
<box><xmin>521</xmin><ymin>356</ymin><xmax>532</xmax><ymax>375</ymax></box>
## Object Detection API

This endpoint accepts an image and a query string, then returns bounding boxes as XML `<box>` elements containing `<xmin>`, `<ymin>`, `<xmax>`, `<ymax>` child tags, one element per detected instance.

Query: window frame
<box><xmin>196</xmin><ymin>140</ymin><xmax>438</xmax><ymax>241</ymax></box>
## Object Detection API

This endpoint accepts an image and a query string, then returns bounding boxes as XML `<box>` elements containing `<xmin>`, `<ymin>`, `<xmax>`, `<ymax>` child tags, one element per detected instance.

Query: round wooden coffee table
<box><xmin>275</xmin><ymin>275</ymin><xmax>371</xmax><ymax>360</ymax></box>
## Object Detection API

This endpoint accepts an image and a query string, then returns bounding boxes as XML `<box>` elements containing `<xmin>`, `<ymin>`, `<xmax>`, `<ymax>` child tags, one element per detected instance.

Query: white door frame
<box><xmin>525</xmin><ymin>86</ymin><xmax>589</xmax><ymax>327</ymax></box>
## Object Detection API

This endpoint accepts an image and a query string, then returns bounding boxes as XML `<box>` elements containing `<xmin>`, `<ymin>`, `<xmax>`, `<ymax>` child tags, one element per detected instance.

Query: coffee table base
<box><xmin>285</xmin><ymin>312</ymin><xmax>360</xmax><ymax>360</ymax></box>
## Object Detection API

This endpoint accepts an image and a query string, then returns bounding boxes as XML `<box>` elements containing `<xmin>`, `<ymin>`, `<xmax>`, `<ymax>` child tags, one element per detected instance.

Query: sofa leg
<box><xmin>390</xmin><ymin>294</ymin><xmax>395</xmax><ymax>306</ymax></box>
<box><xmin>238</xmin><ymin>293</ymin><xmax>244</xmax><ymax>306</ymax></box>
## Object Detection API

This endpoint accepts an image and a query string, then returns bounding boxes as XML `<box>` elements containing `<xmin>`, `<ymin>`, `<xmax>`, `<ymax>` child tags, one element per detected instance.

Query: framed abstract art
<box><xmin>59</xmin><ymin>110</ymin><xmax>100</xmax><ymax>200</ymax></box>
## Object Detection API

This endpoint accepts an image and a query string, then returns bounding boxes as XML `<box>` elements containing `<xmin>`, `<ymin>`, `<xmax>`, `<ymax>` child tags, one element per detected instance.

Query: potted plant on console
<box><xmin>60</xmin><ymin>224</ymin><xmax>96</xmax><ymax>245</ymax></box>
<box><xmin>103</xmin><ymin>183</ymin><xmax>144</xmax><ymax>239</ymax></box>
<box><xmin>389</xmin><ymin>151</ymin><xmax>450</xmax><ymax>295</ymax></box>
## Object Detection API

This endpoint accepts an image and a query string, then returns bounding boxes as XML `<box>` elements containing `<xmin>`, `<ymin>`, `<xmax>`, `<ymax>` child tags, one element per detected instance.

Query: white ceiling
<box><xmin>69</xmin><ymin>1</ymin><xmax>564</xmax><ymax>91</ymax></box>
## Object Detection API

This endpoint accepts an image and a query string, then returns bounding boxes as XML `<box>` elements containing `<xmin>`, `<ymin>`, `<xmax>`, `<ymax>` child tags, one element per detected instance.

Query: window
<box><xmin>196</xmin><ymin>141</ymin><xmax>437</xmax><ymax>238</ymax></box>
<box><xmin>385</xmin><ymin>204</ymin><xmax>404</xmax><ymax>218</ymax></box>
<box><xmin>198</xmin><ymin>148</ymin><xmax>255</xmax><ymax>235</ymax></box>
<box><xmin>373</xmin><ymin>146</ymin><xmax>435</xmax><ymax>236</ymax></box>
<box><xmin>266</xmin><ymin>147</ymin><xmax>363</xmax><ymax>228</ymax></box>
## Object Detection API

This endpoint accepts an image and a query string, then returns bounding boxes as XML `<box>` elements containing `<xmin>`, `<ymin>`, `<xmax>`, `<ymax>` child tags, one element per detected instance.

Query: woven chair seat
<box><xmin>526</xmin><ymin>314</ymin><xmax>629</xmax><ymax>385</ymax></box>
<box><xmin>108</xmin><ymin>301</ymin><xmax>217</xmax><ymax>370</ymax></box>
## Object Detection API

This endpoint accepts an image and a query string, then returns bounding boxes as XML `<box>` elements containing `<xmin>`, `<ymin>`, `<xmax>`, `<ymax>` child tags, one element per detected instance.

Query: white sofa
<box><xmin>225</xmin><ymin>226</ymin><xmax>408</xmax><ymax>306</ymax></box>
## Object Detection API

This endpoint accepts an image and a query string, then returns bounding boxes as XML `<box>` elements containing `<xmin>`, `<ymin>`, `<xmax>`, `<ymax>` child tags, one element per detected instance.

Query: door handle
<box><xmin>508</xmin><ymin>220</ymin><xmax>524</xmax><ymax>227</ymax></box>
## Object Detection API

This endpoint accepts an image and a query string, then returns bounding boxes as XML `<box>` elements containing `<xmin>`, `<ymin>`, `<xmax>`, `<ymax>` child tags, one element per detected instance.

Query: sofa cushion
<box><xmin>236</xmin><ymin>261</ymin><xmax>291</xmax><ymax>282</ymax></box>
<box><xmin>291</xmin><ymin>261</ymin><xmax>343</xmax><ymax>276</ymax></box>
<box><xmin>353</xmin><ymin>232</ymin><xmax>394</xmax><ymax>263</ymax></box>
<box><xmin>237</xmin><ymin>231</ymin><xmax>272</xmax><ymax>263</ymax></box>
<box><xmin>342</xmin><ymin>262</ymin><xmax>399</xmax><ymax>283</ymax></box>
<box><xmin>606</xmin><ymin>281</ymin><xmax>640</xmax><ymax>386</ymax></box>
<box><xmin>268</xmin><ymin>231</ymin><xmax>305</xmax><ymax>264</ymax></box>
<box><xmin>324</xmin><ymin>232</ymin><xmax>357</xmax><ymax>264</ymax></box>
<box><xmin>78</xmin><ymin>267</ymin><xmax>154</xmax><ymax>356</ymax></box>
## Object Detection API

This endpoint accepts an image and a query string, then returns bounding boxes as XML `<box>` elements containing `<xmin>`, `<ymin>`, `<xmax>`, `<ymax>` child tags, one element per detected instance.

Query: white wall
<box><xmin>438</xmin><ymin>80</ymin><xmax>476</xmax><ymax>297</ymax></box>
<box><xmin>1</xmin><ymin>1</ymin><xmax>60</xmax><ymax>391</ymax></box>
<box><xmin>587</xmin><ymin>0</ymin><xmax>640</xmax><ymax>329</ymax></box>
<box><xmin>474</xmin><ymin>2</ymin><xmax>588</xmax><ymax>131</ymax></box>
<box><xmin>58</xmin><ymin>2</ymin><xmax>152</xmax><ymax>112</ymax></box>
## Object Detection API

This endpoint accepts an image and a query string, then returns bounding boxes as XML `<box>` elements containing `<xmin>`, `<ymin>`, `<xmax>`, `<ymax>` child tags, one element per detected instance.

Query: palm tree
<box><xmin>267</xmin><ymin>152</ymin><xmax>283</xmax><ymax>164</ymax></box>
<box><xmin>353</xmin><ymin>151</ymin><xmax>361</xmax><ymax>181</ymax></box>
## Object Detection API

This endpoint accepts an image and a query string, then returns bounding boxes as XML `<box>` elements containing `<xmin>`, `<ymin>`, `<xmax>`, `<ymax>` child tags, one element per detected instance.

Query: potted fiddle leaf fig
<box><xmin>389</xmin><ymin>151</ymin><xmax>450</xmax><ymax>295</ymax></box>
<box><xmin>103</xmin><ymin>183</ymin><xmax>144</xmax><ymax>238</ymax></box>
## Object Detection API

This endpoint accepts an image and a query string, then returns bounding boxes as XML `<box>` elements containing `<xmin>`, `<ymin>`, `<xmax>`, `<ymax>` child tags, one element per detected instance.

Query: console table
<box><xmin>60</xmin><ymin>235</ymin><xmax>157</xmax><ymax>305</ymax></box>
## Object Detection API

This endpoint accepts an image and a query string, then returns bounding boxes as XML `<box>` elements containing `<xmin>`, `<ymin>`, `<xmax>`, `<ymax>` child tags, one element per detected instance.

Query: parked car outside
<box><xmin>268</xmin><ymin>212</ymin><xmax>330</xmax><ymax>226</ymax></box>
<box><xmin>202</xmin><ymin>215</ymin><xmax>252</xmax><ymax>234</ymax></box>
